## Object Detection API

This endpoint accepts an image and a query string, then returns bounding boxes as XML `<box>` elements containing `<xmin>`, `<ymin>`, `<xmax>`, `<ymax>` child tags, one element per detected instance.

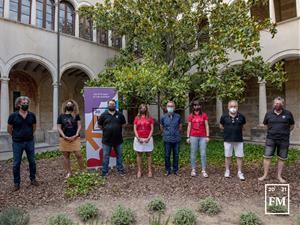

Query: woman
<box><xmin>133</xmin><ymin>104</ymin><xmax>155</xmax><ymax>178</ymax></box>
<box><xmin>186</xmin><ymin>100</ymin><xmax>210</xmax><ymax>177</ymax></box>
<box><xmin>57</xmin><ymin>99</ymin><xmax>84</xmax><ymax>178</ymax></box>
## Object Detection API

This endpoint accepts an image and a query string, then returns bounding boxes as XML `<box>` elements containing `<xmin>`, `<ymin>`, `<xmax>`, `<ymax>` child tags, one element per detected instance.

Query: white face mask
<box><xmin>167</xmin><ymin>107</ymin><xmax>174</xmax><ymax>113</ymax></box>
<box><xmin>229</xmin><ymin>107</ymin><xmax>237</xmax><ymax>114</ymax></box>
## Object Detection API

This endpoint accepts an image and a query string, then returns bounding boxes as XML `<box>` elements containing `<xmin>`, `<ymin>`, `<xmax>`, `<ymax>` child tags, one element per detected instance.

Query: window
<box><xmin>97</xmin><ymin>28</ymin><xmax>108</xmax><ymax>45</ymax></box>
<box><xmin>59</xmin><ymin>1</ymin><xmax>75</xmax><ymax>35</ymax></box>
<box><xmin>36</xmin><ymin>0</ymin><xmax>54</xmax><ymax>30</ymax></box>
<box><xmin>274</xmin><ymin>0</ymin><xmax>297</xmax><ymax>22</ymax></box>
<box><xmin>197</xmin><ymin>18</ymin><xmax>209</xmax><ymax>46</ymax></box>
<box><xmin>250</xmin><ymin>2</ymin><xmax>269</xmax><ymax>22</ymax></box>
<box><xmin>0</xmin><ymin>0</ymin><xmax>4</xmax><ymax>17</ymax></box>
<box><xmin>9</xmin><ymin>0</ymin><xmax>32</xmax><ymax>24</ymax></box>
<box><xmin>111</xmin><ymin>31</ymin><xmax>122</xmax><ymax>48</ymax></box>
<box><xmin>79</xmin><ymin>15</ymin><xmax>93</xmax><ymax>41</ymax></box>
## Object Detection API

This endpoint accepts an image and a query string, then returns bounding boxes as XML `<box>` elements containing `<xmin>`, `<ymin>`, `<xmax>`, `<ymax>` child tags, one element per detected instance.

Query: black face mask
<box><xmin>274</xmin><ymin>105</ymin><xmax>283</xmax><ymax>111</ymax></box>
<box><xmin>21</xmin><ymin>104</ymin><xmax>29</xmax><ymax>111</ymax></box>
<box><xmin>108</xmin><ymin>106</ymin><xmax>116</xmax><ymax>112</ymax></box>
<box><xmin>66</xmin><ymin>106</ymin><xmax>74</xmax><ymax>112</ymax></box>
<box><xmin>194</xmin><ymin>106</ymin><xmax>201</xmax><ymax>112</ymax></box>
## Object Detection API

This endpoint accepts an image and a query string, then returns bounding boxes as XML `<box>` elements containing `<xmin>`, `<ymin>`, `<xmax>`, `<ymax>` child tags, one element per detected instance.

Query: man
<box><xmin>220</xmin><ymin>100</ymin><xmax>246</xmax><ymax>181</ymax></box>
<box><xmin>160</xmin><ymin>101</ymin><xmax>182</xmax><ymax>176</ymax></box>
<box><xmin>7</xmin><ymin>96</ymin><xmax>38</xmax><ymax>191</ymax></box>
<box><xmin>98</xmin><ymin>99</ymin><xmax>126</xmax><ymax>177</ymax></box>
<box><xmin>258</xmin><ymin>97</ymin><xmax>294</xmax><ymax>183</ymax></box>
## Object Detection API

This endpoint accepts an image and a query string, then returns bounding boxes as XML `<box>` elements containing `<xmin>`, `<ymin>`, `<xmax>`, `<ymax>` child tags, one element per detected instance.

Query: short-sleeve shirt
<box><xmin>8</xmin><ymin>111</ymin><xmax>36</xmax><ymax>142</ymax></box>
<box><xmin>263</xmin><ymin>109</ymin><xmax>295</xmax><ymax>141</ymax></box>
<box><xmin>188</xmin><ymin>112</ymin><xmax>208</xmax><ymax>137</ymax></box>
<box><xmin>57</xmin><ymin>114</ymin><xmax>81</xmax><ymax>137</ymax></box>
<box><xmin>220</xmin><ymin>112</ymin><xmax>246</xmax><ymax>142</ymax></box>
<box><xmin>160</xmin><ymin>113</ymin><xmax>182</xmax><ymax>143</ymax></box>
<box><xmin>134</xmin><ymin>115</ymin><xmax>155</xmax><ymax>138</ymax></box>
<box><xmin>98</xmin><ymin>111</ymin><xmax>126</xmax><ymax>146</ymax></box>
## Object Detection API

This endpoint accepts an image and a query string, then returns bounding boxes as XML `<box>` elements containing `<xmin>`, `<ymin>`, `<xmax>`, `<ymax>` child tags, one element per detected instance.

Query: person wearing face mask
<box><xmin>7</xmin><ymin>96</ymin><xmax>38</xmax><ymax>191</ymax></box>
<box><xmin>98</xmin><ymin>99</ymin><xmax>126</xmax><ymax>177</ymax></box>
<box><xmin>258</xmin><ymin>97</ymin><xmax>294</xmax><ymax>183</ymax></box>
<box><xmin>57</xmin><ymin>99</ymin><xmax>84</xmax><ymax>178</ymax></box>
<box><xmin>220</xmin><ymin>100</ymin><xmax>246</xmax><ymax>181</ymax></box>
<box><xmin>133</xmin><ymin>104</ymin><xmax>155</xmax><ymax>178</ymax></box>
<box><xmin>160</xmin><ymin>101</ymin><xmax>182</xmax><ymax>176</ymax></box>
<box><xmin>186</xmin><ymin>101</ymin><xmax>209</xmax><ymax>177</ymax></box>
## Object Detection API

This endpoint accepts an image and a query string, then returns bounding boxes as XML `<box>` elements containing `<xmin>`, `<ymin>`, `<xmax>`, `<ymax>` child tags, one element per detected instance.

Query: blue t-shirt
<box><xmin>160</xmin><ymin>113</ymin><xmax>182</xmax><ymax>143</ymax></box>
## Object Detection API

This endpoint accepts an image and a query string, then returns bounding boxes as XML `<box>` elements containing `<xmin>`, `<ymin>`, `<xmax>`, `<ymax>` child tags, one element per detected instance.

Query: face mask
<box><xmin>229</xmin><ymin>107</ymin><xmax>237</xmax><ymax>114</ymax></box>
<box><xmin>66</xmin><ymin>106</ymin><xmax>74</xmax><ymax>112</ymax></box>
<box><xmin>194</xmin><ymin>106</ymin><xmax>201</xmax><ymax>112</ymax></box>
<box><xmin>21</xmin><ymin>104</ymin><xmax>29</xmax><ymax>111</ymax></box>
<box><xmin>167</xmin><ymin>107</ymin><xmax>174</xmax><ymax>113</ymax></box>
<box><xmin>140</xmin><ymin>109</ymin><xmax>146</xmax><ymax>114</ymax></box>
<box><xmin>274</xmin><ymin>105</ymin><xmax>283</xmax><ymax>111</ymax></box>
<box><xmin>108</xmin><ymin>106</ymin><xmax>116</xmax><ymax>112</ymax></box>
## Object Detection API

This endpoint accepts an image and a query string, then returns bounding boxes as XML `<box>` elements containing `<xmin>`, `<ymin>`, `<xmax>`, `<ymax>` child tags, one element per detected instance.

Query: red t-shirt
<box><xmin>134</xmin><ymin>115</ymin><xmax>155</xmax><ymax>138</ymax></box>
<box><xmin>188</xmin><ymin>113</ymin><xmax>208</xmax><ymax>137</ymax></box>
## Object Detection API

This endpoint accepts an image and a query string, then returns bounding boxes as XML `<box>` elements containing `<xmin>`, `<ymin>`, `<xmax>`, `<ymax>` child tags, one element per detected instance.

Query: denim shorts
<box><xmin>264</xmin><ymin>138</ymin><xmax>289</xmax><ymax>160</ymax></box>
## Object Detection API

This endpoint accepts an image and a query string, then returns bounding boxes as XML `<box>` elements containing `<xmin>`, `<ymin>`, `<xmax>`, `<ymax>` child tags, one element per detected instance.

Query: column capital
<box><xmin>52</xmin><ymin>82</ymin><xmax>61</xmax><ymax>87</ymax></box>
<box><xmin>258</xmin><ymin>80</ymin><xmax>266</xmax><ymax>85</ymax></box>
<box><xmin>0</xmin><ymin>77</ymin><xmax>10</xmax><ymax>82</ymax></box>
<box><xmin>257</xmin><ymin>77</ymin><xmax>266</xmax><ymax>84</ymax></box>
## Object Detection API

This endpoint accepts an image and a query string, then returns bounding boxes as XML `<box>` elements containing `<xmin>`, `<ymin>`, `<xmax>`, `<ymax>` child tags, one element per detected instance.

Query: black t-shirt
<box><xmin>8</xmin><ymin>111</ymin><xmax>36</xmax><ymax>142</ymax></box>
<box><xmin>263</xmin><ymin>109</ymin><xmax>294</xmax><ymax>141</ymax></box>
<box><xmin>57</xmin><ymin>114</ymin><xmax>81</xmax><ymax>137</ymax></box>
<box><xmin>98</xmin><ymin>111</ymin><xmax>126</xmax><ymax>146</ymax></box>
<box><xmin>220</xmin><ymin>112</ymin><xmax>246</xmax><ymax>142</ymax></box>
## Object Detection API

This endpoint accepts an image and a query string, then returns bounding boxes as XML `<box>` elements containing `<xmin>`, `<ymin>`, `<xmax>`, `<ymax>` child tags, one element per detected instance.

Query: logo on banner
<box><xmin>265</xmin><ymin>184</ymin><xmax>290</xmax><ymax>215</ymax></box>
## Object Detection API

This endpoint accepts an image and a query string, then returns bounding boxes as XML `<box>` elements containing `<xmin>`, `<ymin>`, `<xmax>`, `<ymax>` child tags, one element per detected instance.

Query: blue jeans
<box><xmin>102</xmin><ymin>143</ymin><xmax>124</xmax><ymax>175</ymax></box>
<box><xmin>190</xmin><ymin>136</ymin><xmax>207</xmax><ymax>170</ymax></box>
<box><xmin>12</xmin><ymin>140</ymin><xmax>36</xmax><ymax>185</ymax></box>
<box><xmin>164</xmin><ymin>142</ymin><xmax>180</xmax><ymax>173</ymax></box>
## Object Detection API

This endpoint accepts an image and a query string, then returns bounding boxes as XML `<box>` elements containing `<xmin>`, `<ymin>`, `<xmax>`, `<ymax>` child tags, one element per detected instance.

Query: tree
<box><xmin>83</xmin><ymin>0</ymin><xmax>285</xmax><ymax>109</ymax></box>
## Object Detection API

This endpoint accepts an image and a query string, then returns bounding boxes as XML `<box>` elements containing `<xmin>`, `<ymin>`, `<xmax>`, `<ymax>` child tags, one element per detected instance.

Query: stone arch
<box><xmin>78</xmin><ymin>1</ymin><xmax>92</xmax><ymax>8</ymax></box>
<box><xmin>60</xmin><ymin>62</ymin><xmax>94</xmax><ymax>80</ymax></box>
<box><xmin>0</xmin><ymin>57</ymin><xmax>5</xmax><ymax>76</ymax></box>
<box><xmin>267</xmin><ymin>49</ymin><xmax>300</xmax><ymax>65</ymax></box>
<box><xmin>5</xmin><ymin>54</ymin><xmax>56</xmax><ymax>82</ymax></box>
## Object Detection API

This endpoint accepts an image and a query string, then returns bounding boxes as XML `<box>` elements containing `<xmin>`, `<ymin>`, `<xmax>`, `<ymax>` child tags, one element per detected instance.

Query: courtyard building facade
<box><xmin>0</xmin><ymin>0</ymin><xmax>299</xmax><ymax>158</ymax></box>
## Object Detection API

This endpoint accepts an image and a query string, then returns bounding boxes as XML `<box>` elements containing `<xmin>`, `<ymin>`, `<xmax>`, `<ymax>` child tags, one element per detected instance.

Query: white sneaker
<box><xmin>191</xmin><ymin>169</ymin><xmax>196</xmax><ymax>177</ymax></box>
<box><xmin>237</xmin><ymin>171</ymin><xmax>245</xmax><ymax>181</ymax></box>
<box><xmin>202</xmin><ymin>170</ymin><xmax>208</xmax><ymax>178</ymax></box>
<box><xmin>65</xmin><ymin>172</ymin><xmax>72</xmax><ymax>179</ymax></box>
<box><xmin>224</xmin><ymin>170</ymin><xmax>230</xmax><ymax>178</ymax></box>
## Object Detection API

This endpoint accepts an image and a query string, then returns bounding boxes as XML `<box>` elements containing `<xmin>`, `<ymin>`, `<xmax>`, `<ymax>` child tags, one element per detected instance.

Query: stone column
<box><xmin>258</xmin><ymin>79</ymin><xmax>267</xmax><ymax>126</ymax></box>
<box><xmin>93</xmin><ymin>28</ymin><xmax>97</xmax><ymax>43</ymax></box>
<box><xmin>122</xmin><ymin>35</ymin><xmax>126</xmax><ymax>49</ymax></box>
<box><xmin>108</xmin><ymin>30</ymin><xmax>112</xmax><ymax>47</ymax></box>
<box><xmin>3</xmin><ymin>0</ymin><xmax>9</xmax><ymax>19</ymax></box>
<box><xmin>269</xmin><ymin>0</ymin><xmax>276</xmax><ymax>23</ymax></box>
<box><xmin>296</xmin><ymin>0</ymin><xmax>300</xmax><ymax>17</ymax></box>
<box><xmin>75</xmin><ymin>11</ymin><xmax>79</xmax><ymax>37</ymax></box>
<box><xmin>0</xmin><ymin>77</ymin><xmax>10</xmax><ymax>132</ymax></box>
<box><xmin>52</xmin><ymin>82</ymin><xmax>59</xmax><ymax>130</ymax></box>
<box><xmin>216</xmin><ymin>98</ymin><xmax>223</xmax><ymax>124</ymax></box>
<box><xmin>31</xmin><ymin>0</ymin><xmax>37</xmax><ymax>25</ymax></box>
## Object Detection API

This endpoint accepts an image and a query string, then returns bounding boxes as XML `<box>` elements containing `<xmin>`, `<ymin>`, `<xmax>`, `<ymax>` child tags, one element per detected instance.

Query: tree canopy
<box><xmin>83</xmin><ymin>0</ymin><xmax>285</xmax><ymax>109</ymax></box>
